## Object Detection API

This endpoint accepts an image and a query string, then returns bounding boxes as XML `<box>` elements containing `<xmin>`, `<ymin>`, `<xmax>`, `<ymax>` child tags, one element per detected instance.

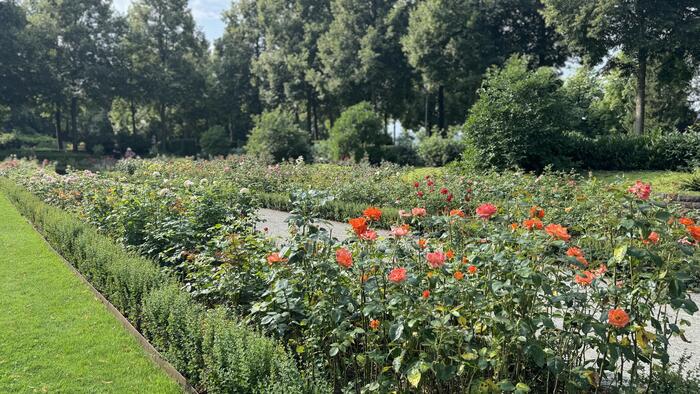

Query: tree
<box><xmin>403</xmin><ymin>0</ymin><xmax>566</xmax><ymax>135</ymax></box>
<box><xmin>25</xmin><ymin>0</ymin><xmax>119</xmax><ymax>151</ymax></box>
<box><xmin>318</xmin><ymin>0</ymin><xmax>416</xmax><ymax>129</ymax></box>
<box><xmin>125</xmin><ymin>0</ymin><xmax>207</xmax><ymax>150</ymax></box>
<box><xmin>542</xmin><ymin>0</ymin><xmax>700</xmax><ymax>134</ymax></box>
<box><xmin>212</xmin><ymin>0</ymin><xmax>263</xmax><ymax>146</ymax></box>
<box><xmin>0</xmin><ymin>2</ymin><xmax>37</xmax><ymax>108</ymax></box>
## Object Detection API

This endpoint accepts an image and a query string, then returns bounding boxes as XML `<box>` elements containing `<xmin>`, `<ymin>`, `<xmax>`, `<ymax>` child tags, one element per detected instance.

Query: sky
<box><xmin>113</xmin><ymin>0</ymin><xmax>228</xmax><ymax>42</ymax></box>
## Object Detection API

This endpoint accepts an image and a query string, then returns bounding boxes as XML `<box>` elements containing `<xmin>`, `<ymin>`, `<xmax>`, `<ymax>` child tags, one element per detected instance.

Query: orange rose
<box><xmin>453</xmin><ymin>271</ymin><xmax>464</xmax><ymax>280</ymax></box>
<box><xmin>349</xmin><ymin>217</ymin><xmax>368</xmax><ymax>235</ymax></box>
<box><xmin>529</xmin><ymin>206</ymin><xmax>545</xmax><ymax>219</ymax></box>
<box><xmin>523</xmin><ymin>218</ymin><xmax>543</xmax><ymax>230</ymax></box>
<box><xmin>369</xmin><ymin>319</ymin><xmax>380</xmax><ymax>330</ymax></box>
<box><xmin>608</xmin><ymin>308</ymin><xmax>630</xmax><ymax>328</ymax></box>
<box><xmin>688</xmin><ymin>225</ymin><xmax>700</xmax><ymax>242</ymax></box>
<box><xmin>545</xmin><ymin>223</ymin><xmax>571</xmax><ymax>241</ymax></box>
<box><xmin>363</xmin><ymin>206</ymin><xmax>382</xmax><ymax>221</ymax></box>
<box><xmin>267</xmin><ymin>252</ymin><xmax>288</xmax><ymax>265</ymax></box>
<box><xmin>679</xmin><ymin>217</ymin><xmax>695</xmax><ymax>227</ymax></box>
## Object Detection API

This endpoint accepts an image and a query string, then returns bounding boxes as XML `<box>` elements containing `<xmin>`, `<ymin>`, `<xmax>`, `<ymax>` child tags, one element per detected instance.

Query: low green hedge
<box><xmin>0</xmin><ymin>179</ymin><xmax>327</xmax><ymax>394</ymax></box>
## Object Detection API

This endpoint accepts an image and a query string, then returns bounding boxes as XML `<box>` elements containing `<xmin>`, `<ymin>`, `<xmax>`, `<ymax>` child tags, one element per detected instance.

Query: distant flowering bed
<box><xmin>2</xmin><ymin>157</ymin><xmax>700</xmax><ymax>392</ymax></box>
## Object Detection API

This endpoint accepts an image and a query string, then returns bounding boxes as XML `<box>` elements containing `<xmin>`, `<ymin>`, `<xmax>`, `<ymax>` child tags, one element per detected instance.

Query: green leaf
<box><xmin>389</xmin><ymin>322</ymin><xmax>404</xmax><ymax>341</ymax></box>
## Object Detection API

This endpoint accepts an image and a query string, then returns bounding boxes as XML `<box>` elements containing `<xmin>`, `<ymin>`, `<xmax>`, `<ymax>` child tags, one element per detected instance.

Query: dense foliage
<box><xmin>0</xmin><ymin>175</ymin><xmax>324</xmax><ymax>393</ymax></box>
<box><xmin>2</xmin><ymin>0</ymin><xmax>697</xmax><ymax>162</ymax></box>
<box><xmin>245</xmin><ymin>109</ymin><xmax>312</xmax><ymax>163</ymax></box>
<box><xmin>328</xmin><ymin>102</ymin><xmax>390</xmax><ymax>163</ymax></box>
<box><xmin>2</xmin><ymin>156</ymin><xmax>699</xmax><ymax>392</ymax></box>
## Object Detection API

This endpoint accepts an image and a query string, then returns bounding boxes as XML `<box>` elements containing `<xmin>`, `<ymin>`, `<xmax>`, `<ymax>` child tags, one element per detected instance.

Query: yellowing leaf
<box><xmin>407</xmin><ymin>368</ymin><xmax>421</xmax><ymax>388</ymax></box>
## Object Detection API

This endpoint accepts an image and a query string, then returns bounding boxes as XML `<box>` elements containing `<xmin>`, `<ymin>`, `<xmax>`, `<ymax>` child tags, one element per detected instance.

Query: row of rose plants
<box><xmin>254</xmin><ymin>184</ymin><xmax>699</xmax><ymax>392</ymax></box>
<box><xmin>2</xmin><ymin>157</ymin><xmax>699</xmax><ymax>392</ymax></box>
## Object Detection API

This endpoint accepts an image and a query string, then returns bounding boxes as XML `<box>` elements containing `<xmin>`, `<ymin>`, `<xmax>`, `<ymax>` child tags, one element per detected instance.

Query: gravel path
<box><xmin>256</xmin><ymin>208</ymin><xmax>700</xmax><ymax>366</ymax></box>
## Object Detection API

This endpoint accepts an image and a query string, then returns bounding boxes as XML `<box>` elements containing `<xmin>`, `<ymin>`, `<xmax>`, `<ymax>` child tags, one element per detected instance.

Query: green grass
<box><xmin>592</xmin><ymin>170</ymin><xmax>700</xmax><ymax>196</ymax></box>
<box><xmin>0</xmin><ymin>193</ymin><xmax>181</xmax><ymax>393</ymax></box>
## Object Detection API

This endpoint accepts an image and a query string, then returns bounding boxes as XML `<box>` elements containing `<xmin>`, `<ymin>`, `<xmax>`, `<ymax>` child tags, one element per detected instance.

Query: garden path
<box><xmin>256</xmin><ymin>207</ymin><xmax>700</xmax><ymax>365</ymax></box>
<box><xmin>257</xmin><ymin>208</ymin><xmax>390</xmax><ymax>242</ymax></box>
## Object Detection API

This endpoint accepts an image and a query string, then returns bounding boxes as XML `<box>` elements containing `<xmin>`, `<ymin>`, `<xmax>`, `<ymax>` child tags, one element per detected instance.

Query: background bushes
<box><xmin>464</xmin><ymin>56</ymin><xmax>573</xmax><ymax>171</ymax></box>
<box><xmin>462</xmin><ymin>56</ymin><xmax>700</xmax><ymax>172</ymax></box>
<box><xmin>0</xmin><ymin>179</ymin><xmax>325</xmax><ymax>394</ymax></box>
<box><xmin>245</xmin><ymin>109</ymin><xmax>312</xmax><ymax>163</ymax></box>
<box><xmin>328</xmin><ymin>102</ymin><xmax>391</xmax><ymax>163</ymax></box>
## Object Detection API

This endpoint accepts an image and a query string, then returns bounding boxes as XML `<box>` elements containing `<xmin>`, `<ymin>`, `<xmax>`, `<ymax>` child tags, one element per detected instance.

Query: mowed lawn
<box><xmin>0</xmin><ymin>193</ymin><xmax>181</xmax><ymax>393</ymax></box>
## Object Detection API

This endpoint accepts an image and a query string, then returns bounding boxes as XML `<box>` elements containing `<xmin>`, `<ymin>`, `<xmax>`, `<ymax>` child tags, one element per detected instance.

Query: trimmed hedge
<box><xmin>0</xmin><ymin>179</ymin><xmax>326</xmax><ymax>394</ymax></box>
<box><xmin>566</xmin><ymin>132</ymin><xmax>700</xmax><ymax>171</ymax></box>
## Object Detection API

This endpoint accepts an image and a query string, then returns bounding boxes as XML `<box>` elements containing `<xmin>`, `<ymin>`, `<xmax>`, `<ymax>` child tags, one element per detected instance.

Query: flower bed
<box><xmin>2</xmin><ymin>157</ymin><xmax>699</xmax><ymax>392</ymax></box>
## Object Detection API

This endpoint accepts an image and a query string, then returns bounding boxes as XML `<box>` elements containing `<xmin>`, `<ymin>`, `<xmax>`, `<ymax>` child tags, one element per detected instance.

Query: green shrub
<box><xmin>0</xmin><ymin>179</ymin><xmax>322</xmax><ymax>393</ymax></box>
<box><xmin>416</xmin><ymin>129</ymin><xmax>464</xmax><ymax>167</ymax></box>
<box><xmin>245</xmin><ymin>109</ymin><xmax>312</xmax><ymax>163</ymax></box>
<box><xmin>0</xmin><ymin>132</ymin><xmax>20</xmax><ymax>150</ymax></box>
<box><xmin>200</xmin><ymin>126</ymin><xmax>231</xmax><ymax>157</ymax></box>
<box><xmin>328</xmin><ymin>102</ymin><xmax>390</xmax><ymax>163</ymax></box>
<box><xmin>201</xmin><ymin>308</ymin><xmax>309</xmax><ymax>394</ymax></box>
<box><xmin>142</xmin><ymin>284</ymin><xmax>205</xmax><ymax>384</ymax></box>
<box><xmin>464</xmin><ymin>55</ymin><xmax>573</xmax><ymax>171</ymax></box>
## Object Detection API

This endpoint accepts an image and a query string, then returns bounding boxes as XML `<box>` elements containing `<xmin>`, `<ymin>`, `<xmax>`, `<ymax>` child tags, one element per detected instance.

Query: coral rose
<box><xmin>453</xmin><ymin>271</ymin><xmax>464</xmax><ymax>280</ymax></box>
<box><xmin>336</xmin><ymin>248</ymin><xmax>352</xmax><ymax>269</ymax></box>
<box><xmin>467</xmin><ymin>265</ymin><xmax>478</xmax><ymax>274</ymax></box>
<box><xmin>475</xmin><ymin>203</ymin><xmax>497</xmax><ymax>219</ymax></box>
<box><xmin>422</xmin><ymin>290</ymin><xmax>430</xmax><ymax>299</ymax></box>
<box><xmin>388</xmin><ymin>267</ymin><xmax>407</xmax><ymax>283</ymax></box>
<box><xmin>426</xmin><ymin>251</ymin><xmax>446</xmax><ymax>268</ymax></box>
<box><xmin>574</xmin><ymin>271</ymin><xmax>595</xmax><ymax>286</ymax></box>
<box><xmin>390</xmin><ymin>224</ymin><xmax>410</xmax><ymax>238</ymax></box>
<box><xmin>545</xmin><ymin>223</ymin><xmax>571</xmax><ymax>241</ymax></box>
<box><xmin>369</xmin><ymin>319</ymin><xmax>380</xmax><ymax>330</ymax></box>
<box><xmin>679</xmin><ymin>217</ymin><xmax>695</xmax><ymax>227</ymax></box>
<box><xmin>688</xmin><ymin>225</ymin><xmax>700</xmax><ymax>242</ymax></box>
<box><xmin>360</xmin><ymin>230</ymin><xmax>378</xmax><ymax>241</ymax></box>
<box><xmin>529</xmin><ymin>206</ymin><xmax>545</xmax><ymax>219</ymax></box>
<box><xmin>523</xmin><ymin>218</ymin><xmax>543</xmax><ymax>230</ymax></box>
<box><xmin>449</xmin><ymin>209</ymin><xmax>465</xmax><ymax>218</ymax></box>
<box><xmin>643</xmin><ymin>231</ymin><xmax>660</xmax><ymax>245</ymax></box>
<box><xmin>608</xmin><ymin>308</ymin><xmax>630</xmax><ymax>328</ymax></box>
<box><xmin>267</xmin><ymin>252</ymin><xmax>288</xmax><ymax>265</ymax></box>
<box><xmin>411</xmin><ymin>207</ymin><xmax>427</xmax><ymax>217</ymax></box>
<box><xmin>628</xmin><ymin>180</ymin><xmax>651</xmax><ymax>200</ymax></box>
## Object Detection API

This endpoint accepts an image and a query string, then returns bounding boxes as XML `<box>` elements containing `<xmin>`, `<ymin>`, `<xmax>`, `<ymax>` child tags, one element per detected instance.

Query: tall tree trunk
<box><xmin>70</xmin><ymin>96</ymin><xmax>78</xmax><ymax>152</ymax></box>
<box><xmin>312</xmin><ymin>100</ymin><xmax>320</xmax><ymax>140</ymax></box>
<box><xmin>157</xmin><ymin>102</ymin><xmax>167</xmax><ymax>151</ymax></box>
<box><xmin>425</xmin><ymin>92</ymin><xmax>433</xmax><ymax>136</ymax></box>
<box><xmin>438</xmin><ymin>85</ymin><xmax>446</xmax><ymax>136</ymax></box>
<box><xmin>54</xmin><ymin>104</ymin><xmax>63</xmax><ymax>151</ymax></box>
<box><xmin>130</xmin><ymin>99</ymin><xmax>138</xmax><ymax>135</ymax></box>
<box><xmin>306</xmin><ymin>95</ymin><xmax>313</xmax><ymax>138</ymax></box>
<box><xmin>634</xmin><ymin>49</ymin><xmax>647</xmax><ymax>134</ymax></box>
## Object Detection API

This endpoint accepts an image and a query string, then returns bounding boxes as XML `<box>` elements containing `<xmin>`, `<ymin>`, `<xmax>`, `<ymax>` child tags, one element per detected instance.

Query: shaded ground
<box><xmin>0</xmin><ymin>193</ymin><xmax>181</xmax><ymax>393</ymax></box>
<box><xmin>257</xmin><ymin>207</ymin><xmax>700</xmax><ymax>365</ymax></box>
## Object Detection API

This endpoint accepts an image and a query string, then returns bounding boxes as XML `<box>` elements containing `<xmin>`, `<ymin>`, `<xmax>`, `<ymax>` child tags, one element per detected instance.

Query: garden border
<box><xmin>8</xmin><ymin>194</ymin><xmax>198</xmax><ymax>394</ymax></box>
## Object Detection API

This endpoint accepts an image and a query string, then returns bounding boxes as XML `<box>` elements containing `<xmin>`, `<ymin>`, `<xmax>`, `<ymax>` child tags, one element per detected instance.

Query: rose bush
<box><xmin>2</xmin><ymin>157</ymin><xmax>699</xmax><ymax>392</ymax></box>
